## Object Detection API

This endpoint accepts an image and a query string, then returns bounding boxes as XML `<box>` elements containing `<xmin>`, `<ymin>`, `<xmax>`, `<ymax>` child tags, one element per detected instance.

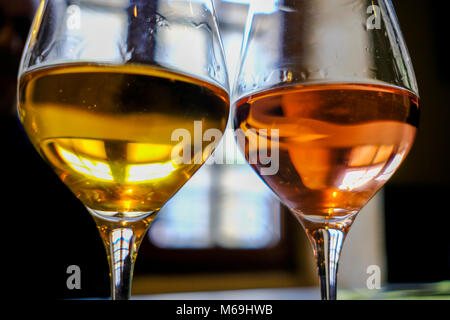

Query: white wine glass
<box><xmin>18</xmin><ymin>0</ymin><xmax>229</xmax><ymax>300</ymax></box>
<box><xmin>233</xmin><ymin>0</ymin><xmax>419</xmax><ymax>300</ymax></box>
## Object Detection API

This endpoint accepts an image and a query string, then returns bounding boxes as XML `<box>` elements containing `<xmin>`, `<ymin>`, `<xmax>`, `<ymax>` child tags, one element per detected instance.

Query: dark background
<box><xmin>1</xmin><ymin>0</ymin><xmax>449</xmax><ymax>299</ymax></box>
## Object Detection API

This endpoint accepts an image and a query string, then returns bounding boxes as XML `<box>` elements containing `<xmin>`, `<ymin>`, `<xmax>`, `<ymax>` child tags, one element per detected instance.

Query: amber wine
<box><xmin>234</xmin><ymin>83</ymin><xmax>418</xmax><ymax>217</ymax></box>
<box><xmin>19</xmin><ymin>63</ymin><xmax>229</xmax><ymax>214</ymax></box>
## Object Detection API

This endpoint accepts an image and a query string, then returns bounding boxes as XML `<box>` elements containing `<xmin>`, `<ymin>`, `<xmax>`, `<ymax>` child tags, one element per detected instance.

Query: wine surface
<box><xmin>234</xmin><ymin>83</ymin><xmax>418</xmax><ymax>218</ymax></box>
<box><xmin>19</xmin><ymin>63</ymin><xmax>229</xmax><ymax>214</ymax></box>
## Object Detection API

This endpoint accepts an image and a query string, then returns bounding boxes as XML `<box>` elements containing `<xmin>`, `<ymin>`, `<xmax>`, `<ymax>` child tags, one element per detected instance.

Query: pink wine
<box><xmin>234</xmin><ymin>83</ymin><xmax>419</xmax><ymax>217</ymax></box>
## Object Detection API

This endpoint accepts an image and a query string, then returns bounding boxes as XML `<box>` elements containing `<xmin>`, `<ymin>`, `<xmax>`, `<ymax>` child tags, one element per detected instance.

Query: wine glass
<box><xmin>18</xmin><ymin>0</ymin><xmax>229</xmax><ymax>300</ymax></box>
<box><xmin>233</xmin><ymin>0</ymin><xmax>418</xmax><ymax>300</ymax></box>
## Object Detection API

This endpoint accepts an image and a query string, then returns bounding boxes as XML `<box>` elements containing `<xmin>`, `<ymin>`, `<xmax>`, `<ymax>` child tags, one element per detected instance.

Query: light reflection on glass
<box><xmin>339</xmin><ymin>165</ymin><xmax>383</xmax><ymax>191</ymax></box>
<box><xmin>339</xmin><ymin>144</ymin><xmax>404</xmax><ymax>190</ymax></box>
<box><xmin>375</xmin><ymin>152</ymin><xmax>406</xmax><ymax>182</ymax></box>
<box><xmin>126</xmin><ymin>162</ymin><xmax>176</xmax><ymax>182</ymax></box>
<box><xmin>57</xmin><ymin>146</ymin><xmax>114</xmax><ymax>181</ymax></box>
<box><xmin>56</xmin><ymin>144</ymin><xmax>176</xmax><ymax>183</ymax></box>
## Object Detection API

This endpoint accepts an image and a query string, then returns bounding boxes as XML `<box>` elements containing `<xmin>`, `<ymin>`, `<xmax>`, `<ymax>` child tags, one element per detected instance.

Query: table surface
<box><xmin>135</xmin><ymin>288</ymin><xmax>321</xmax><ymax>300</ymax></box>
<box><xmin>134</xmin><ymin>282</ymin><xmax>450</xmax><ymax>300</ymax></box>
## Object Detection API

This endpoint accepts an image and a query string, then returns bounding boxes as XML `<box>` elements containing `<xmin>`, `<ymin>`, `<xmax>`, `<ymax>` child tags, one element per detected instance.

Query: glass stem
<box><xmin>90</xmin><ymin>210</ymin><xmax>156</xmax><ymax>300</ymax></box>
<box><xmin>108</xmin><ymin>228</ymin><xmax>137</xmax><ymax>300</ymax></box>
<box><xmin>308</xmin><ymin>228</ymin><xmax>345</xmax><ymax>300</ymax></box>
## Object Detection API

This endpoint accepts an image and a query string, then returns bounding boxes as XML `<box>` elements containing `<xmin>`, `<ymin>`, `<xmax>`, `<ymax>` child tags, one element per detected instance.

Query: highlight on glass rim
<box><xmin>3</xmin><ymin>0</ymin><xmax>448</xmax><ymax>304</ymax></box>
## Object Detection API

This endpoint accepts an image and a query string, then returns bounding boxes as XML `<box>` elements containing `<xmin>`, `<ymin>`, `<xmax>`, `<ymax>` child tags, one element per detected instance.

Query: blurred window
<box><xmin>147</xmin><ymin>0</ymin><xmax>281</xmax><ymax>250</ymax></box>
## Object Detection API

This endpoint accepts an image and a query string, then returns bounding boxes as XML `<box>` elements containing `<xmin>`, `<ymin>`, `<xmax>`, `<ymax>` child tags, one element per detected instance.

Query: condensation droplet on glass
<box><xmin>277</xmin><ymin>4</ymin><xmax>296</xmax><ymax>13</ymax></box>
<box><xmin>155</xmin><ymin>13</ymin><xmax>169</xmax><ymax>28</ymax></box>
<box><xmin>207</xmin><ymin>65</ymin><xmax>214</xmax><ymax>77</ymax></box>
<box><xmin>192</xmin><ymin>21</ymin><xmax>212</xmax><ymax>34</ymax></box>
<box><xmin>118</xmin><ymin>43</ymin><xmax>134</xmax><ymax>62</ymax></box>
<box><xmin>35</xmin><ymin>40</ymin><xmax>56</xmax><ymax>64</ymax></box>
<box><xmin>214</xmin><ymin>62</ymin><xmax>221</xmax><ymax>73</ymax></box>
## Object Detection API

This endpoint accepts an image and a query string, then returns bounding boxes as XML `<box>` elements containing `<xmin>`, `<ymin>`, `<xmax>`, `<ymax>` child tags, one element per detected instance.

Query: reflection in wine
<box><xmin>19</xmin><ymin>63</ymin><xmax>229</xmax><ymax>215</ymax></box>
<box><xmin>234</xmin><ymin>83</ymin><xmax>418</xmax><ymax>219</ymax></box>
